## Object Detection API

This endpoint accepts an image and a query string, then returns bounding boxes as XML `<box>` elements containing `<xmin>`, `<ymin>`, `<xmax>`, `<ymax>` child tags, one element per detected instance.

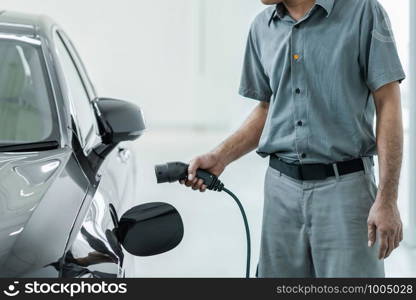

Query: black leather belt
<box><xmin>269</xmin><ymin>156</ymin><xmax>365</xmax><ymax>181</ymax></box>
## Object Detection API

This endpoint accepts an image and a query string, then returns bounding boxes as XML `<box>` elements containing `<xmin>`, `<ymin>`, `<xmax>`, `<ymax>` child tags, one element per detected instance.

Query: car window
<box><xmin>0</xmin><ymin>39</ymin><xmax>56</xmax><ymax>144</ymax></box>
<box><xmin>58</xmin><ymin>32</ymin><xmax>97</xmax><ymax>99</ymax></box>
<box><xmin>54</xmin><ymin>32</ymin><xmax>95</xmax><ymax>147</ymax></box>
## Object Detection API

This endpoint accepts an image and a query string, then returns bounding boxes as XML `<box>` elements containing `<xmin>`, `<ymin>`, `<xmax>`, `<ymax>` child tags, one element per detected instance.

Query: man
<box><xmin>181</xmin><ymin>0</ymin><xmax>405</xmax><ymax>277</ymax></box>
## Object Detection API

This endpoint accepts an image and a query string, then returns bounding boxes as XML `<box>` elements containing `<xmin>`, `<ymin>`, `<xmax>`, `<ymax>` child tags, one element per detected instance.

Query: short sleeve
<box><xmin>239</xmin><ymin>26</ymin><xmax>273</xmax><ymax>102</ymax></box>
<box><xmin>359</xmin><ymin>0</ymin><xmax>406</xmax><ymax>92</ymax></box>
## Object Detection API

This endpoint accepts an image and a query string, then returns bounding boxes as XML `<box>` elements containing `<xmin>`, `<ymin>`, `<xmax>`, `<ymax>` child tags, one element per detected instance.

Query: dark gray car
<box><xmin>0</xmin><ymin>11</ymin><xmax>183</xmax><ymax>278</ymax></box>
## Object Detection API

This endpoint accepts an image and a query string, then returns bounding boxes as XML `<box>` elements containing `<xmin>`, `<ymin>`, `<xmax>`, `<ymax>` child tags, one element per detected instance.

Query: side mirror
<box><xmin>116</xmin><ymin>202</ymin><xmax>184</xmax><ymax>257</ymax></box>
<box><xmin>96</xmin><ymin>98</ymin><xmax>145</xmax><ymax>145</ymax></box>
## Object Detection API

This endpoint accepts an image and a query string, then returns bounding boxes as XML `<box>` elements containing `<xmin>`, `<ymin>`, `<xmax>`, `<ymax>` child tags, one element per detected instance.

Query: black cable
<box><xmin>222</xmin><ymin>187</ymin><xmax>251</xmax><ymax>279</ymax></box>
<box><xmin>154</xmin><ymin>162</ymin><xmax>252</xmax><ymax>278</ymax></box>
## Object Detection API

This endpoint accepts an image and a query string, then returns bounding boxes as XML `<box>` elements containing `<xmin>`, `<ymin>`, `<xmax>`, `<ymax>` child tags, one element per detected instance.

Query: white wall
<box><xmin>0</xmin><ymin>0</ymin><xmax>264</xmax><ymax>130</ymax></box>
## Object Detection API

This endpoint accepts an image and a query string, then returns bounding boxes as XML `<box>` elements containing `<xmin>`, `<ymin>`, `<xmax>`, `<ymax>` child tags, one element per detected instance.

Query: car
<box><xmin>0</xmin><ymin>11</ymin><xmax>183</xmax><ymax>278</ymax></box>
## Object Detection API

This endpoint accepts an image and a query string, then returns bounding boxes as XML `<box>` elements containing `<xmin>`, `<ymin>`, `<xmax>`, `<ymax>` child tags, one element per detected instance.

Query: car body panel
<box><xmin>0</xmin><ymin>149</ymin><xmax>90</xmax><ymax>277</ymax></box>
<box><xmin>60</xmin><ymin>142</ymin><xmax>136</xmax><ymax>278</ymax></box>
<box><xmin>0</xmin><ymin>11</ymin><xmax>36</xmax><ymax>37</ymax></box>
<box><xmin>0</xmin><ymin>11</ymin><xmax>141</xmax><ymax>277</ymax></box>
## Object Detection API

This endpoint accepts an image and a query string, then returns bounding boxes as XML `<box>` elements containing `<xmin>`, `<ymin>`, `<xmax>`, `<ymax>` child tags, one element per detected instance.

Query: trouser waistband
<box><xmin>269</xmin><ymin>156</ymin><xmax>369</xmax><ymax>181</ymax></box>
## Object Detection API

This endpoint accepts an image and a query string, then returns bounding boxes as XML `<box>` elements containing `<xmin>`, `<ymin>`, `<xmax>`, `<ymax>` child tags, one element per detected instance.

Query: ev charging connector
<box><xmin>155</xmin><ymin>162</ymin><xmax>251</xmax><ymax>278</ymax></box>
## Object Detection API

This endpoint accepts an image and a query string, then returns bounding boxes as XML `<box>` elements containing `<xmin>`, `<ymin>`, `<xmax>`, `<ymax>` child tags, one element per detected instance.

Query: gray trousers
<box><xmin>258</xmin><ymin>157</ymin><xmax>385</xmax><ymax>278</ymax></box>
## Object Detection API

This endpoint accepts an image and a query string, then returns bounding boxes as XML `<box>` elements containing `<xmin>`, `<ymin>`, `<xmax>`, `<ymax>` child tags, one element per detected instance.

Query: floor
<box><xmin>130</xmin><ymin>128</ymin><xmax>416</xmax><ymax>278</ymax></box>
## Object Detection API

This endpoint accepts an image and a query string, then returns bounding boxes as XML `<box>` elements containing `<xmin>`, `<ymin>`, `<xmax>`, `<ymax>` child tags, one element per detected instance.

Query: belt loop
<box><xmin>370</xmin><ymin>156</ymin><xmax>375</xmax><ymax>166</ymax></box>
<box><xmin>332</xmin><ymin>163</ymin><xmax>340</xmax><ymax>180</ymax></box>
<box><xmin>362</xmin><ymin>157</ymin><xmax>369</xmax><ymax>175</ymax></box>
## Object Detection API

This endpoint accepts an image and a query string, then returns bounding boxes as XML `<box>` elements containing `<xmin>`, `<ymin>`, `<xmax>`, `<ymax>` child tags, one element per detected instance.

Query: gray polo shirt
<box><xmin>239</xmin><ymin>0</ymin><xmax>405</xmax><ymax>164</ymax></box>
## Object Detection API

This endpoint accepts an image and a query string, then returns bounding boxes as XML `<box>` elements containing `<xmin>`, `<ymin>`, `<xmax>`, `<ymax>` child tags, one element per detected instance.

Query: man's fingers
<box><xmin>188</xmin><ymin>158</ymin><xmax>200</xmax><ymax>181</ymax></box>
<box><xmin>367</xmin><ymin>223</ymin><xmax>376</xmax><ymax>247</ymax></box>
<box><xmin>385</xmin><ymin>235</ymin><xmax>395</xmax><ymax>258</ymax></box>
<box><xmin>191</xmin><ymin>178</ymin><xmax>203</xmax><ymax>190</ymax></box>
<box><xmin>394</xmin><ymin>237</ymin><xmax>400</xmax><ymax>250</ymax></box>
<box><xmin>185</xmin><ymin>178</ymin><xmax>197</xmax><ymax>187</ymax></box>
<box><xmin>378</xmin><ymin>231</ymin><xmax>389</xmax><ymax>260</ymax></box>
<box><xmin>394</xmin><ymin>226</ymin><xmax>401</xmax><ymax>249</ymax></box>
<box><xmin>183</xmin><ymin>179</ymin><xmax>207</xmax><ymax>192</ymax></box>
<box><xmin>191</xmin><ymin>179</ymin><xmax>199</xmax><ymax>190</ymax></box>
<box><xmin>190</xmin><ymin>178</ymin><xmax>200</xmax><ymax>190</ymax></box>
<box><xmin>198</xmin><ymin>179</ymin><xmax>204</xmax><ymax>188</ymax></box>
<box><xmin>183</xmin><ymin>176</ymin><xmax>207</xmax><ymax>192</ymax></box>
<box><xmin>394</xmin><ymin>223</ymin><xmax>403</xmax><ymax>249</ymax></box>
<box><xmin>200</xmin><ymin>184</ymin><xmax>208</xmax><ymax>193</ymax></box>
<box><xmin>399</xmin><ymin>225</ymin><xmax>404</xmax><ymax>242</ymax></box>
<box><xmin>185</xmin><ymin>180</ymin><xmax>193</xmax><ymax>187</ymax></box>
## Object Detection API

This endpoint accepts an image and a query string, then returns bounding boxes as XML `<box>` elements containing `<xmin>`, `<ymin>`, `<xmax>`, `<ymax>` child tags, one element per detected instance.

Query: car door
<box><xmin>53</xmin><ymin>31</ymin><xmax>134</xmax><ymax>277</ymax></box>
<box><xmin>57</xmin><ymin>31</ymin><xmax>133</xmax><ymax>205</ymax></box>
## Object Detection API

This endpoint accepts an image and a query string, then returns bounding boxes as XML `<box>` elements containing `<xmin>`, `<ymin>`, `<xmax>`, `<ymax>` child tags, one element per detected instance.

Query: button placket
<box><xmin>291</xmin><ymin>24</ymin><xmax>308</xmax><ymax>162</ymax></box>
<box><xmin>290</xmin><ymin>24</ymin><xmax>301</xmax><ymax>161</ymax></box>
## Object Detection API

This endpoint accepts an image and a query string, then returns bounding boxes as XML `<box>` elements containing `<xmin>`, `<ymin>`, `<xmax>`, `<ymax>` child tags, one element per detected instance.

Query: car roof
<box><xmin>0</xmin><ymin>10</ymin><xmax>56</xmax><ymax>38</ymax></box>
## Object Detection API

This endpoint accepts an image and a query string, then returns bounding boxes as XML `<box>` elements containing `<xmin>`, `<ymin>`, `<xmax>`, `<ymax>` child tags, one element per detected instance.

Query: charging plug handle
<box><xmin>155</xmin><ymin>162</ymin><xmax>224</xmax><ymax>191</ymax></box>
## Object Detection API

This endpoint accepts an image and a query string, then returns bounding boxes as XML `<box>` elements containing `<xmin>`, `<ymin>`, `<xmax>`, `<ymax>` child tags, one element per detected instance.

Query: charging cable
<box><xmin>155</xmin><ymin>162</ymin><xmax>251</xmax><ymax>278</ymax></box>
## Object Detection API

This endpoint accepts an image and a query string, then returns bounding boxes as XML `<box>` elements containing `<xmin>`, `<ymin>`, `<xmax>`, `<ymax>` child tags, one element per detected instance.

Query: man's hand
<box><xmin>367</xmin><ymin>201</ymin><xmax>403</xmax><ymax>259</ymax></box>
<box><xmin>180</xmin><ymin>152</ymin><xmax>226</xmax><ymax>192</ymax></box>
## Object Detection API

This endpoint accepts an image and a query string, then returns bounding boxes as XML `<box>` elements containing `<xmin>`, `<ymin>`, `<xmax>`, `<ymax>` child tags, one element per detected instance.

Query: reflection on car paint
<box><xmin>14</xmin><ymin>159</ymin><xmax>60</xmax><ymax>186</ymax></box>
<box><xmin>61</xmin><ymin>190</ymin><xmax>122</xmax><ymax>278</ymax></box>
<box><xmin>0</xmin><ymin>149</ymin><xmax>84</xmax><ymax>277</ymax></box>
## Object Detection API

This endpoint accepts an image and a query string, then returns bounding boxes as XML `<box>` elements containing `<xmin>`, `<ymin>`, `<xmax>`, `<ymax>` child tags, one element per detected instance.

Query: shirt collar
<box><xmin>268</xmin><ymin>0</ymin><xmax>335</xmax><ymax>26</ymax></box>
<box><xmin>316</xmin><ymin>0</ymin><xmax>335</xmax><ymax>16</ymax></box>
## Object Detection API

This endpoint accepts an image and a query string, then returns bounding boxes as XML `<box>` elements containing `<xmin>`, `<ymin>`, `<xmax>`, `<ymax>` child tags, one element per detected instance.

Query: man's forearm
<box><xmin>374</xmin><ymin>82</ymin><xmax>403</xmax><ymax>205</ymax></box>
<box><xmin>368</xmin><ymin>82</ymin><xmax>403</xmax><ymax>258</ymax></box>
<box><xmin>213</xmin><ymin>102</ymin><xmax>269</xmax><ymax>166</ymax></box>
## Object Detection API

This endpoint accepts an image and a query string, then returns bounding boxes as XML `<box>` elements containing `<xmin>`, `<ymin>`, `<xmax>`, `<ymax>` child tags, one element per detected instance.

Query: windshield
<box><xmin>0</xmin><ymin>38</ymin><xmax>56</xmax><ymax>145</ymax></box>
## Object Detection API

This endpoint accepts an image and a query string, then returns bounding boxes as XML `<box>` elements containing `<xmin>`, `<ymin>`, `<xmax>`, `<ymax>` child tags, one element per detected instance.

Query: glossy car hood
<box><xmin>0</xmin><ymin>149</ymin><xmax>71</xmax><ymax>273</ymax></box>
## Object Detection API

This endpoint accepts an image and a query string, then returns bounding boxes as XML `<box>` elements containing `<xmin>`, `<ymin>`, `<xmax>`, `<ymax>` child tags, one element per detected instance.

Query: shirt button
<box><xmin>301</xmin><ymin>153</ymin><xmax>307</xmax><ymax>159</ymax></box>
<box><xmin>294</xmin><ymin>24</ymin><xmax>300</xmax><ymax>29</ymax></box>
<box><xmin>297</xmin><ymin>120</ymin><xmax>303</xmax><ymax>126</ymax></box>
<box><xmin>295</xmin><ymin>88</ymin><xmax>301</xmax><ymax>94</ymax></box>
<box><xmin>293</xmin><ymin>54</ymin><xmax>300</xmax><ymax>60</ymax></box>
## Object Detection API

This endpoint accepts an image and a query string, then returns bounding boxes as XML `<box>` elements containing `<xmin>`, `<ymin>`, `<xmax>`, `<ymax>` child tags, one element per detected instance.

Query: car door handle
<box><xmin>117</xmin><ymin>148</ymin><xmax>131</xmax><ymax>163</ymax></box>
